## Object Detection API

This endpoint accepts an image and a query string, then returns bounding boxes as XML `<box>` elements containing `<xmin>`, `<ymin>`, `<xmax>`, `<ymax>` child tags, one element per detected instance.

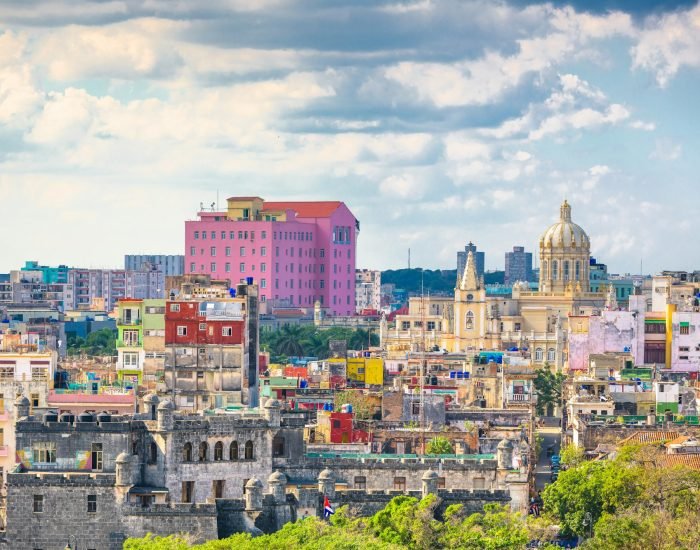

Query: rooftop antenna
<box><xmin>408</xmin><ymin>248</ymin><xmax>411</xmax><ymax>270</ymax></box>
<box><xmin>420</xmin><ymin>267</ymin><xmax>426</xmax><ymax>454</ymax></box>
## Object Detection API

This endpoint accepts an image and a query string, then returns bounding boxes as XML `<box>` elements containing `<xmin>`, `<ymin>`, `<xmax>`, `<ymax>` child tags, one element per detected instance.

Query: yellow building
<box><xmin>347</xmin><ymin>357</ymin><xmax>384</xmax><ymax>386</ymax></box>
<box><xmin>384</xmin><ymin>201</ymin><xmax>606</xmax><ymax>371</ymax></box>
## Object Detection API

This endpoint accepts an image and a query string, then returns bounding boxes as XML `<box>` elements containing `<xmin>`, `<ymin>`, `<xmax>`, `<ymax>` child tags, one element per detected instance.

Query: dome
<box><xmin>264</xmin><ymin>398</ymin><xmax>281</xmax><ymax>409</ymax></box>
<box><xmin>116</xmin><ymin>452</ymin><xmax>131</xmax><ymax>464</ymax></box>
<box><xmin>245</xmin><ymin>477</ymin><xmax>263</xmax><ymax>489</ymax></box>
<box><xmin>539</xmin><ymin>200</ymin><xmax>590</xmax><ymax>250</ymax></box>
<box><xmin>157</xmin><ymin>400</ymin><xmax>174</xmax><ymax>411</ymax></box>
<box><xmin>318</xmin><ymin>468</ymin><xmax>334</xmax><ymax>480</ymax></box>
<box><xmin>422</xmin><ymin>469</ymin><xmax>439</xmax><ymax>480</ymax></box>
<box><xmin>268</xmin><ymin>470</ymin><xmax>287</xmax><ymax>483</ymax></box>
<box><xmin>15</xmin><ymin>395</ymin><xmax>30</xmax><ymax>406</ymax></box>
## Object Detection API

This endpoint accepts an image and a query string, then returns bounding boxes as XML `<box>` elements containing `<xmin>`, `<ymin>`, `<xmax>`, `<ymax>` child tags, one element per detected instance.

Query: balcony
<box><xmin>118</xmin><ymin>318</ymin><xmax>142</xmax><ymax>326</ymax></box>
<box><xmin>117</xmin><ymin>339</ymin><xmax>142</xmax><ymax>348</ymax></box>
<box><xmin>507</xmin><ymin>393</ymin><xmax>531</xmax><ymax>402</ymax></box>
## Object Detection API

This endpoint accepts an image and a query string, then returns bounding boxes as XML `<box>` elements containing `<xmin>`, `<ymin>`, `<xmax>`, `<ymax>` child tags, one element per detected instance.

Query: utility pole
<box><xmin>420</xmin><ymin>268</ymin><xmax>426</xmax><ymax>454</ymax></box>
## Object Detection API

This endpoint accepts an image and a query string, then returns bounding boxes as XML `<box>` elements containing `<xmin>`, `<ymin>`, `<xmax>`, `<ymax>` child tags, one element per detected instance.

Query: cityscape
<box><xmin>1</xmin><ymin>1</ymin><xmax>700</xmax><ymax>549</ymax></box>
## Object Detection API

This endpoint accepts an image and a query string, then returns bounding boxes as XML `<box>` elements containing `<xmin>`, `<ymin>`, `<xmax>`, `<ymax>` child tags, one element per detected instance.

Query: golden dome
<box><xmin>539</xmin><ymin>200</ymin><xmax>590</xmax><ymax>250</ymax></box>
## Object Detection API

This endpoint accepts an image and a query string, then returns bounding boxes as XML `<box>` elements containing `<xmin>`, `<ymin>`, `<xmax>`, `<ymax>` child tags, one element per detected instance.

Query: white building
<box><xmin>355</xmin><ymin>269</ymin><xmax>381</xmax><ymax>313</ymax></box>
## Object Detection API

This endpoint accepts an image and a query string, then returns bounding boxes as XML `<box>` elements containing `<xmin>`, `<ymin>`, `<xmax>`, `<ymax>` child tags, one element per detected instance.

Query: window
<box><xmin>182</xmin><ymin>481</ymin><xmax>194</xmax><ymax>503</ymax></box>
<box><xmin>320</xmin><ymin>248</ymin><xmax>325</xmax><ymax>258</ymax></box>
<box><xmin>261</xmin><ymin>246</ymin><xmax>267</xmax><ymax>256</ymax></box>
<box><xmin>261</xmin><ymin>263</ymin><xmax>267</xmax><ymax>272</ymax></box>
<box><xmin>575</xmin><ymin>261</ymin><xmax>581</xmax><ymax>281</ymax></box>
<box><xmin>211</xmin><ymin>262</ymin><xmax>216</xmax><ymax>272</ymax></box>
<box><xmin>87</xmin><ymin>494</ymin><xmax>97</xmax><ymax>513</ymax></box>
<box><xmin>190</xmin><ymin>262</ymin><xmax>196</xmax><ymax>273</ymax></box>
<box><xmin>230</xmin><ymin>231</ymin><xmax>235</xmax><ymax>239</ymax></box>
<box><xmin>680</xmin><ymin>346</ymin><xmax>690</xmax><ymax>352</ymax></box>
<box><xmin>547</xmin><ymin>348</ymin><xmax>556</xmax><ymax>362</ymax></box>
<box><xmin>563</xmin><ymin>261</ymin><xmax>570</xmax><ymax>281</ymax></box>
<box><xmin>190</xmin><ymin>246</ymin><xmax>196</xmax><ymax>256</ymax></box>
<box><xmin>32</xmin><ymin>442</ymin><xmax>56</xmax><ymax>464</ymax></box>
<box><xmin>194</xmin><ymin>231</ymin><xmax>199</xmax><ymax>239</ymax></box>
<box><xmin>393</xmin><ymin>477</ymin><xmax>406</xmax><ymax>491</ymax></box>
<box><xmin>644</xmin><ymin>342</ymin><xmax>665</xmax><ymax>364</ymax></box>
<box><xmin>177</xmin><ymin>326</ymin><xmax>187</xmax><ymax>336</ymax></box>
<box><xmin>211</xmin><ymin>231</ymin><xmax>216</xmax><ymax>239</ymax></box>
<box><xmin>240</xmin><ymin>247</ymin><xmax>246</xmax><ymax>256</ymax></box>
<box><xmin>401</xmin><ymin>321</ymin><xmax>410</xmax><ymax>330</ymax></box>
<box><xmin>214</xmin><ymin>441</ymin><xmax>224</xmax><ymax>461</ymax></box>
<box><xmin>148</xmin><ymin>442</ymin><xmax>157</xmax><ymax>464</ymax></box>
<box><xmin>170</xmin><ymin>304</ymin><xmax>180</xmax><ymax>312</ymax></box>
<box><xmin>552</xmin><ymin>260</ymin><xmax>558</xmax><ymax>280</ymax></box>
<box><xmin>514</xmin><ymin>322</ymin><xmax>521</xmax><ymax>331</ymax></box>
<box><xmin>542</xmin><ymin>261</ymin><xmax>548</xmax><ymax>280</ymax></box>
<box><xmin>240</xmin><ymin>263</ymin><xmax>245</xmax><ymax>272</ymax></box>
<box><xmin>91</xmin><ymin>443</ymin><xmax>103</xmax><ymax>471</ymax></box>
<box><xmin>230</xmin><ymin>441</ymin><xmax>238</xmax><ymax>460</ymax></box>
<box><xmin>261</xmin><ymin>279</ymin><xmax>267</xmax><ymax>289</ymax></box>
<box><xmin>244</xmin><ymin>440</ymin><xmax>254</xmax><ymax>460</ymax></box>
<box><xmin>0</xmin><ymin>367</ymin><xmax>14</xmax><ymax>380</ymax></box>
<box><xmin>225</xmin><ymin>246</ymin><xmax>231</xmax><ymax>257</ymax></box>
<box><xmin>535</xmin><ymin>348</ymin><xmax>543</xmax><ymax>362</ymax></box>
<box><xmin>354</xmin><ymin>476</ymin><xmax>366</xmax><ymax>490</ymax></box>
<box><xmin>412</xmin><ymin>402</ymin><xmax>421</xmax><ymax>416</ymax></box>
<box><xmin>199</xmin><ymin>323</ymin><xmax>206</xmax><ymax>331</ymax></box>
<box><xmin>680</xmin><ymin>325</ymin><xmax>690</xmax><ymax>335</ymax></box>
<box><xmin>183</xmin><ymin>442</ymin><xmax>193</xmax><ymax>462</ymax></box>
<box><xmin>202</xmin><ymin>231</ymin><xmax>206</xmax><ymax>240</ymax></box>
<box><xmin>199</xmin><ymin>442</ymin><xmax>208</xmax><ymax>461</ymax></box>
<box><xmin>645</xmin><ymin>322</ymin><xmax>666</xmax><ymax>334</ymax></box>
<box><xmin>222</xmin><ymin>327</ymin><xmax>233</xmax><ymax>337</ymax></box>
<box><xmin>465</xmin><ymin>311</ymin><xmax>474</xmax><ymax>330</ymax></box>
<box><xmin>33</xmin><ymin>495</ymin><xmax>43</xmax><ymax>513</ymax></box>
<box><xmin>213</xmin><ymin>480</ymin><xmax>225</xmax><ymax>499</ymax></box>
<box><xmin>427</xmin><ymin>321</ymin><xmax>436</xmax><ymax>331</ymax></box>
<box><xmin>273</xmin><ymin>435</ymin><xmax>285</xmax><ymax>457</ymax></box>
<box><xmin>211</xmin><ymin>247</ymin><xmax>217</xmax><ymax>257</ymax></box>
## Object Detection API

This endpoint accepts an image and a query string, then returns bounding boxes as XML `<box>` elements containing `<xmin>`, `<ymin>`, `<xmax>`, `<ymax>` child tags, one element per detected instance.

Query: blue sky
<box><xmin>0</xmin><ymin>0</ymin><xmax>698</xmax><ymax>274</ymax></box>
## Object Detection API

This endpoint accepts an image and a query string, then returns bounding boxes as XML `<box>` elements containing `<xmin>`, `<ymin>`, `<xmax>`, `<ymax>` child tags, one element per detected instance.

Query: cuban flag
<box><xmin>323</xmin><ymin>496</ymin><xmax>335</xmax><ymax>519</ymax></box>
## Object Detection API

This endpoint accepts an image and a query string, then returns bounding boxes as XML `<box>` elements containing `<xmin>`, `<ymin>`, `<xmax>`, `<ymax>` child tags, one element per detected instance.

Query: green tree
<box><xmin>273</xmin><ymin>325</ymin><xmax>305</xmax><ymax>358</ymax></box>
<box><xmin>533</xmin><ymin>366</ymin><xmax>565</xmax><ymax>416</ymax></box>
<box><xmin>426</xmin><ymin>436</ymin><xmax>454</xmax><ymax>455</ymax></box>
<box><xmin>333</xmin><ymin>389</ymin><xmax>376</xmax><ymax>420</ymax></box>
<box><xmin>559</xmin><ymin>443</ymin><xmax>584</xmax><ymax>468</ymax></box>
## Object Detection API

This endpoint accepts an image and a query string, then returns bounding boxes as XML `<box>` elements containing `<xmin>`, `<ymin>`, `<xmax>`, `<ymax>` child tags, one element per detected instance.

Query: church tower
<box><xmin>453</xmin><ymin>250</ymin><xmax>488</xmax><ymax>352</ymax></box>
<box><xmin>539</xmin><ymin>200</ymin><xmax>591</xmax><ymax>294</ymax></box>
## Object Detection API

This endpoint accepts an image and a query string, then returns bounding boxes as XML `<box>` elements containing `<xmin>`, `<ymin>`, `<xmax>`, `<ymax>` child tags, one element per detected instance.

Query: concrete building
<box><xmin>504</xmin><ymin>246</ymin><xmax>533</xmax><ymax>286</ymax></box>
<box><xmin>355</xmin><ymin>269</ymin><xmax>381</xmax><ymax>313</ymax></box>
<box><xmin>184</xmin><ymin>197</ymin><xmax>359</xmax><ymax>316</ymax></box>
<box><xmin>68</xmin><ymin>268</ymin><xmax>165</xmax><ymax>311</ymax></box>
<box><xmin>4</xmin><ymin>396</ymin><xmax>528</xmax><ymax>549</ymax></box>
<box><xmin>0</xmin><ymin>350</ymin><xmax>55</xmax><ymax>486</ymax></box>
<box><xmin>116</xmin><ymin>299</ymin><xmax>166</xmax><ymax>389</ymax></box>
<box><xmin>164</xmin><ymin>280</ymin><xmax>260</xmax><ymax>410</ymax></box>
<box><xmin>21</xmin><ymin>261</ymin><xmax>70</xmax><ymax>284</ymax></box>
<box><xmin>457</xmin><ymin>241</ymin><xmax>485</xmax><ymax>282</ymax></box>
<box><xmin>125</xmin><ymin>255</ymin><xmax>185</xmax><ymax>276</ymax></box>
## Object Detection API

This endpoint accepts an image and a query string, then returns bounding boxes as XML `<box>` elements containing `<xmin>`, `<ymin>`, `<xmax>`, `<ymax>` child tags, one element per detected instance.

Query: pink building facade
<box><xmin>185</xmin><ymin>197</ymin><xmax>358</xmax><ymax>315</ymax></box>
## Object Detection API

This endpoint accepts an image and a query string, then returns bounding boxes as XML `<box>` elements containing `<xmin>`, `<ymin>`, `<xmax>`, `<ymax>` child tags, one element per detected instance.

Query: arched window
<box><xmin>148</xmin><ymin>442</ymin><xmax>158</xmax><ymax>464</ymax></box>
<box><xmin>575</xmin><ymin>261</ymin><xmax>581</xmax><ymax>281</ymax></box>
<box><xmin>273</xmin><ymin>435</ymin><xmax>285</xmax><ymax>458</ymax></box>
<box><xmin>214</xmin><ymin>441</ymin><xmax>223</xmax><ymax>461</ymax></box>
<box><xmin>230</xmin><ymin>441</ymin><xmax>238</xmax><ymax>460</ymax></box>
<box><xmin>183</xmin><ymin>442</ymin><xmax>193</xmax><ymax>462</ymax></box>
<box><xmin>547</xmin><ymin>348</ymin><xmax>556</xmax><ymax>362</ymax></box>
<box><xmin>563</xmin><ymin>261</ymin><xmax>570</xmax><ymax>282</ymax></box>
<box><xmin>245</xmin><ymin>440</ymin><xmax>254</xmax><ymax>460</ymax></box>
<box><xmin>552</xmin><ymin>261</ymin><xmax>559</xmax><ymax>280</ymax></box>
<box><xmin>465</xmin><ymin>311</ymin><xmax>474</xmax><ymax>330</ymax></box>
<box><xmin>535</xmin><ymin>348</ymin><xmax>543</xmax><ymax>362</ymax></box>
<box><xmin>542</xmin><ymin>261</ymin><xmax>548</xmax><ymax>280</ymax></box>
<box><xmin>199</xmin><ymin>441</ymin><xmax>208</xmax><ymax>462</ymax></box>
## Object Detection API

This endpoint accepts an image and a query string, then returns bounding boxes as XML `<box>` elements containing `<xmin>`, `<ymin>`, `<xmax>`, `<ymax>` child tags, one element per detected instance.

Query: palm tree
<box><xmin>274</xmin><ymin>325</ymin><xmax>305</xmax><ymax>358</ymax></box>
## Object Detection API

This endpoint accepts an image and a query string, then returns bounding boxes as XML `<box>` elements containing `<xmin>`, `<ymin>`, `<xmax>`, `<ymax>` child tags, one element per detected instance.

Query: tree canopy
<box><xmin>532</xmin><ymin>367</ymin><xmax>565</xmax><ymax>416</ymax></box>
<box><xmin>66</xmin><ymin>328</ymin><xmax>117</xmax><ymax>357</ymax></box>
<box><xmin>261</xmin><ymin>325</ymin><xmax>379</xmax><ymax>363</ymax></box>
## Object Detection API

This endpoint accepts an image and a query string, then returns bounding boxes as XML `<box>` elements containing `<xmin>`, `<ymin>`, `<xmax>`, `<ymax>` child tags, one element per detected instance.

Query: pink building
<box><xmin>185</xmin><ymin>197</ymin><xmax>358</xmax><ymax>315</ymax></box>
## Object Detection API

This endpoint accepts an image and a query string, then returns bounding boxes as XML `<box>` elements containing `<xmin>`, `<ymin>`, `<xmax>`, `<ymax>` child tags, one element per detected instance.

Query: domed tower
<box><xmin>539</xmin><ymin>200</ymin><xmax>590</xmax><ymax>293</ymax></box>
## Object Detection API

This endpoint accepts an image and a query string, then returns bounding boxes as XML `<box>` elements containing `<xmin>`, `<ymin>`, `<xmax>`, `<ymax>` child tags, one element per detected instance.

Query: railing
<box><xmin>118</xmin><ymin>318</ymin><xmax>142</xmax><ymax>326</ymax></box>
<box><xmin>117</xmin><ymin>340</ymin><xmax>142</xmax><ymax>348</ymax></box>
<box><xmin>507</xmin><ymin>393</ymin><xmax>530</xmax><ymax>402</ymax></box>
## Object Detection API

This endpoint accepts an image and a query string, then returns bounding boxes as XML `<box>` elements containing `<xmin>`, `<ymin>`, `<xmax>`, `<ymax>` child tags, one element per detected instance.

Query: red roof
<box><xmin>263</xmin><ymin>201</ymin><xmax>343</xmax><ymax>218</ymax></box>
<box><xmin>387</xmin><ymin>306</ymin><xmax>408</xmax><ymax>322</ymax></box>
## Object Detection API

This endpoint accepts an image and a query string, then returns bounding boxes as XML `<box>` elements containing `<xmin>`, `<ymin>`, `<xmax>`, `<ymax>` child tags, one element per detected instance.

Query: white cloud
<box><xmin>379</xmin><ymin>174</ymin><xmax>426</xmax><ymax>199</ymax></box>
<box><xmin>629</xmin><ymin>120</ymin><xmax>655</xmax><ymax>131</ymax></box>
<box><xmin>631</xmin><ymin>4</ymin><xmax>700</xmax><ymax>87</ymax></box>
<box><xmin>650</xmin><ymin>138</ymin><xmax>682</xmax><ymax>161</ymax></box>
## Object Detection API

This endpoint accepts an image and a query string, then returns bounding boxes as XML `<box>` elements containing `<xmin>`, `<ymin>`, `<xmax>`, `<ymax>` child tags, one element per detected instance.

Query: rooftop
<box><xmin>263</xmin><ymin>201</ymin><xmax>344</xmax><ymax>218</ymax></box>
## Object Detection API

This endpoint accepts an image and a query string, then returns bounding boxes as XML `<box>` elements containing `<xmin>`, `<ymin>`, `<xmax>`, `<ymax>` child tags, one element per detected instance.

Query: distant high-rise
<box><xmin>457</xmin><ymin>242</ymin><xmax>485</xmax><ymax>282</ymax></box>
<box><xmin>504</xmin><ymin>246</ymin><xmax>533</xmax><ymax>285</ymax></box>
<box><xmin>125</xmin><ymin>255</ymin><xmax>184</xmax><ymax>276</ymax></box>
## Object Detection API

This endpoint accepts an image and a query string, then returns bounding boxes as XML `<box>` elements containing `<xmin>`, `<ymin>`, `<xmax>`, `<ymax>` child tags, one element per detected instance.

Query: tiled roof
<box><xmin>619</xmin><ymin>431</ymin><xmax>680</xmax><ymax>445</ymax></box>
<box><xmin>658</xmin><ymin>453</ymin><xmax>700</xmax><ymax>470</ymax></box>
<box><xmin>665</xmin><ymin>435</ymin><xmax>693</xmax><ymax>447</ymax></box>
<box><xmin>263</xmin><ymin>201</ymin><xmax>343</xmax><ymax>218</ymax></box>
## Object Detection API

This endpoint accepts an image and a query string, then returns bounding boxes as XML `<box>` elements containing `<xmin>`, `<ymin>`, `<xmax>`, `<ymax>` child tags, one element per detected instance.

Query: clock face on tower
<box><xmin>467</xmin><ymin>293</ymin><xmax>474</xmax><ymax>301</ymax></box>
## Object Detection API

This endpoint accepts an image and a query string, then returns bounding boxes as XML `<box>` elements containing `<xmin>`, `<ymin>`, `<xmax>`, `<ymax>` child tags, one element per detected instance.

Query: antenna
<box><xmin>420</xmin><ymin>268</ymin><xmax>426</xmax><ymax>454</ymax></box>
<box><xmin>408</xmin><ymin>248</ymin><xmax>411</xmax><ymax>270</ymax></box>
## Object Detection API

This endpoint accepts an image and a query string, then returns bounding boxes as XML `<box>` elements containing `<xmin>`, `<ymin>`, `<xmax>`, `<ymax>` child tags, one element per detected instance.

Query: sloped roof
<box><xmin>619</xmin><ymin>430</ymin><xmax>680</xmax><ymax>445</ymax></box>
<box><xmin>657</xmin><ymin>453</ymin><xmax>700</xmax><ymax>470</ymax></box>
<box><xmin>263</xmin><ymin>201</ymin><xmax>343</xmax><ymax>218</ymax></box>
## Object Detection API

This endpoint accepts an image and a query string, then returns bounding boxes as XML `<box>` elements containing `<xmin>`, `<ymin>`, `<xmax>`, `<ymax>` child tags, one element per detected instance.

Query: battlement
<box><xmin>8</xmin><ymin>471</ymin><xmax>116</xmax><ymax>487</ymax></box>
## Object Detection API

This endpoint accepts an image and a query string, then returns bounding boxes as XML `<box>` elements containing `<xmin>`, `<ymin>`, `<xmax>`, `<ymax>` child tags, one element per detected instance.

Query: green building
<box><xmin>116</xmin><ymin>298</ymin><xmax>165</xmax><ymax>387</ymax></box>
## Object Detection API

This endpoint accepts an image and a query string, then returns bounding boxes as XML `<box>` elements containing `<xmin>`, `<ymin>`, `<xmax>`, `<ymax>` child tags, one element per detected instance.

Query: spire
<box><xmin>560</xmin><ymin>200</ymin><xmax>571</xmax><ymax>222</ymax></box>
<box><xmin>605</xmin><ymin>283</ymin><xmax>618</xmax><ymax>310</ymax></box>
<box><xmin>460</xmin><ymin>250</ymin><xmax>479</xmax><ymax>290</ymax></box>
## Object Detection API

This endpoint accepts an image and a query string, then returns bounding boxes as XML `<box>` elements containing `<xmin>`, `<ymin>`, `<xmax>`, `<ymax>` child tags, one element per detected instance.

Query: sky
<box><xmin>0</xmin><ymin>0</ymin><xmax>699</xmax><ymax>275</ymax></box>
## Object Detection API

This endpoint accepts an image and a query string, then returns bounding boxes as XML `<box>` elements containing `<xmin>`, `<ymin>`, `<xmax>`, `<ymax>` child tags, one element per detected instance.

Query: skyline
<box><xmin>1</xmin><ymin>1</ymin><xmax>699</xmax><ymax>274</ymax></box>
